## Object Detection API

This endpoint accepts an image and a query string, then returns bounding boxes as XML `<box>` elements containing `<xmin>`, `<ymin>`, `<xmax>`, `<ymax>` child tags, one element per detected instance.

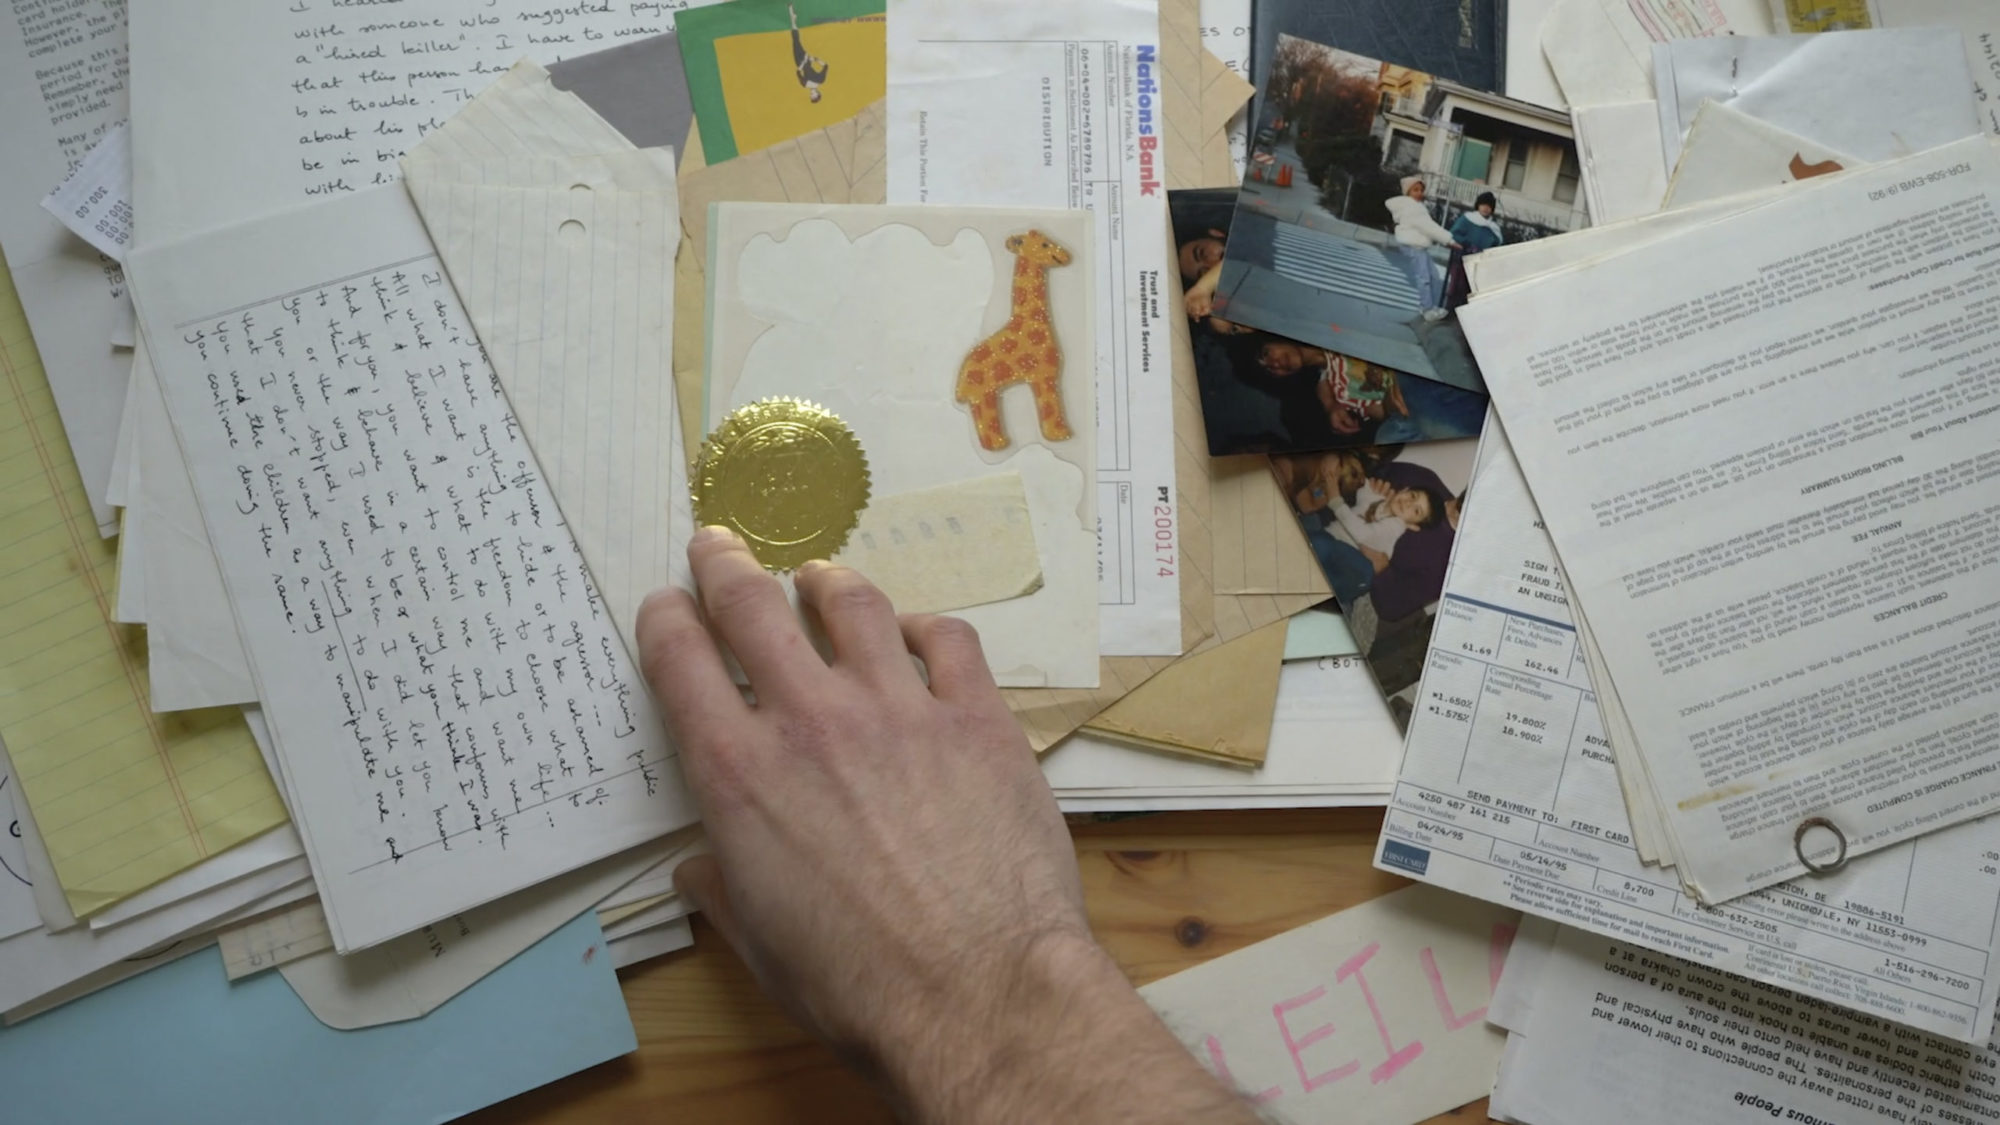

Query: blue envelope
<box><xmin>0</xmin><ymin>912</ymin><xmax>635</xmax><ymax>1124</ymax></box>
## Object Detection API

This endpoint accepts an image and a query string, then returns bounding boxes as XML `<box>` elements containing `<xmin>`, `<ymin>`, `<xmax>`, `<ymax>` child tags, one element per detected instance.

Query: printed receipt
<box><xmin>1375</xmin><ymin>426</ymin><xmax>2000</xmax><ymax>1043</ymax></box>
<box><xmin>887</xmin><ymin>0</ymin><xmax>1183</xmax><ymax>656</ymax></box>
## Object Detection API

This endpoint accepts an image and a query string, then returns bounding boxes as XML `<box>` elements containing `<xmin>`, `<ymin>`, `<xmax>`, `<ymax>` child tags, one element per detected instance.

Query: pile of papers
<box><xmin>8</xmin><ymin>0</ymin><xmax>2000</xmax><ymax>1119</ymax></box>
<box><xmin>1139</xmin><ymin>0</ymin><xmax>2000</xmax><ymax>1121</ymax></box>
<box><xmin>0</xmin><ymin>0</ymin><xmax>1407</xmax><ymax>1115</ymax></box>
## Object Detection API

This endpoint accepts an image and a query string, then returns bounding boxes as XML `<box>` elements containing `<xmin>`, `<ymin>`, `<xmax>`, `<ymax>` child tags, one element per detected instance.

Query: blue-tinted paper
<box><xmin>0</xmin><ymin>912</ymin><xmax>634</xmax><ymax>1125</ymax></box>
<box><xmin>1249</xmin><ymin>0</ymin><xmax>1505</xmax><ymax>93</ymax></box>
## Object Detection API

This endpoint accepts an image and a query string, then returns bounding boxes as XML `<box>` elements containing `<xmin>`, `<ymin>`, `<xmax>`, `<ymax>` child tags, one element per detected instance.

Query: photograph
<box><xmin>1214</xmin><ymin>35</ymin><xmax>1589</xmax><ymax>395</ymax></box>
<box><xmin>1175</xmin><ymin>188</ymin><xmax>1488</xmax><ymax>455</ymax></box>
<box><xmin>1271</xmin><ymin>438</ymin><xmax>1478</xmax><ymax>727</ymax></box>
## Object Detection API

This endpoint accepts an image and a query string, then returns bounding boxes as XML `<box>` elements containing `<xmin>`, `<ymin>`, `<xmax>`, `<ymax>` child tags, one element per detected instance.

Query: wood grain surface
<box><xmin>467</xmin><ymin>808</ymin><xmax>1498</xmax><ymax>1124</ymax></box>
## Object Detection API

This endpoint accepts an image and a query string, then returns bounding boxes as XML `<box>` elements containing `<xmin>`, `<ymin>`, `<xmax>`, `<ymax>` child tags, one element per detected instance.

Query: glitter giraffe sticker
<box><xmin>954</xmin><ymin>230</ymin><xmax>1074</xmax><ymax>452</ymax></box>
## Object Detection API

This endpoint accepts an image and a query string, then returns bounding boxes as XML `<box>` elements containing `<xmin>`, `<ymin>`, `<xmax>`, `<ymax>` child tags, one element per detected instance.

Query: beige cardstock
<box><xmin>835</xmin><ymin>473</ymin><xmax>1044</xmax><ymax>615</ymax></box>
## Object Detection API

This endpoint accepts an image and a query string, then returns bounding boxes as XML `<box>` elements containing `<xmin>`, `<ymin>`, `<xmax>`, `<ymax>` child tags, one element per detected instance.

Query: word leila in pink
<box><xmin>1198</xmin><ymin>921</ymin><xmax>1516</xmax><ymax>1104</ymax></box>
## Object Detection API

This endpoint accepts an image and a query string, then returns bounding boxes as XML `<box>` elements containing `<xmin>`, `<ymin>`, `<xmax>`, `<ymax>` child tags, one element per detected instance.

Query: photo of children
<box><xmin>1215</xmin><ymin>35</ymin><xmax>1588</xmax><ymax>395</ymax></box>
<box><xmin>1272</xmin><ymin>438</ymin><xmax>1477</xmax><ymax>727</ymax></box>
<box><xmin>1173</xmin><ymin>188</ymin><xmax>1488</xmax><ymax>456</ymax></box>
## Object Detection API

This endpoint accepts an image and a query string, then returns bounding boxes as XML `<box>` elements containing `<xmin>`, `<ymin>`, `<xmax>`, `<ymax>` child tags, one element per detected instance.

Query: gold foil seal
<box><xmin>692</xmin><ymin>397</ymin><xmax>871</xmax><ymax>571</ymax></box>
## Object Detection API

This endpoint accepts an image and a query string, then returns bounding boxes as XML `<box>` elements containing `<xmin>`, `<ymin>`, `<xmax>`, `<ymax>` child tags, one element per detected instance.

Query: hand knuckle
<box><xmin>916</xmin><ymin>613</ymin><xmax>981</xmax><ymax>650</ymax></box>
<box><xmin>824</xmin><ymin>577</ymin><xmax>891</xmax><ymax>617</ymax></box>
<box><xmin>635</xmin><ymin>593</ymin><xmax>697</xmax><ymax>673</ymax></box>
<box><xmin>702</xmin><ymin>572</ymin><xmax>773</xmax><ymax>621</ymax></box>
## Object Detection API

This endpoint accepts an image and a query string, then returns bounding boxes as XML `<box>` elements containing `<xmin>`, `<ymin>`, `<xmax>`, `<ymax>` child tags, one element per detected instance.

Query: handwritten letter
<box><xmin>131</xmin><ymin>0</ymin><xmax>711</xmax><ymax>245</ymax></box>
<box><xmin>131</xmin><ymin>186</ymin><xmax>697</xmax><ymax>953</ymax></box>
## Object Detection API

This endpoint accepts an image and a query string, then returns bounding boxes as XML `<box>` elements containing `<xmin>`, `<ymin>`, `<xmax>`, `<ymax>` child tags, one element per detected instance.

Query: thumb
<box><xmin>672</xmin><ymin>854</ymin><xmax>742</xmax><ymax>950</ymax></box>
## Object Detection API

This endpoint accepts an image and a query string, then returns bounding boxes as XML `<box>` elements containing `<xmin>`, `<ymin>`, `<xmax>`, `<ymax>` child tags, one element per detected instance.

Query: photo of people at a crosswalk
<box><xmin>1174</xmin><ymin>188</ymin><xmax>1488</xmax><ymax>456</ymax></box>
<box><xmin>1213</xmin><ymin>34</ymin><xmax>1587</xmax><ymax>397</ymax></box>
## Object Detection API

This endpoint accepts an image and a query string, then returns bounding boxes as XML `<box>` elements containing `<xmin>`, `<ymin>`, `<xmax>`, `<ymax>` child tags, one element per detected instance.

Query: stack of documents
<box><xmin>0</xmin><ymin>0</ymin><xmax>1410</xmax><ymax>1116</ymax></box>
<box><xmin>1366</xmin><ymin>0</ymin><xmax>2000</xmax><ymax>1079</ymax></box>
<box><xmin>33</xmin><ymin>0</ymin><xmax>2000</xmax><ymax>1119</ymax></box>
<box><xmin>1488</xmin><ymin>918</ymin><xmax>2000</xmax><ymax>1125</ymax></box>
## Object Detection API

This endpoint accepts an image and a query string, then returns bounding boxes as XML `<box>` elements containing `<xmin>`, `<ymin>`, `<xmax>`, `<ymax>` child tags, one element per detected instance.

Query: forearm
<box><xmin>875</xmin><ymin>933</ymin><xmax>1261</xmax><ymax>1125</ymax></box>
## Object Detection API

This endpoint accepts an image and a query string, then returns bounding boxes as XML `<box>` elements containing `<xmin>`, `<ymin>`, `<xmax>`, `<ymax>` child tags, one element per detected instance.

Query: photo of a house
<box><xmin>1212</xmin><ymin>36</ymin><xmax>1588</xmax><ymax>394</ymax></box>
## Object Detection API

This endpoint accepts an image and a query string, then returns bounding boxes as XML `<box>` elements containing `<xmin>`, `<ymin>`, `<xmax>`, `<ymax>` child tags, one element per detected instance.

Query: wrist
<box><xmin>868</xmin><ymin>928</ymin><xmax>1125</xmax><ymax>1121</ymax></box>
<box><xmin>869</xmin><ymin>929</ymin><xmax>1258</xmax><ymax>1125</ymax></box>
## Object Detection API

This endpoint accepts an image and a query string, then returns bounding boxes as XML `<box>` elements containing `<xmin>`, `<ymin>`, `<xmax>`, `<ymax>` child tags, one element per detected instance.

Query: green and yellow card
<box><xmin>675</xmin><ymin>0</ymin><xmax>886</xmax><ymax>163</ymax></box>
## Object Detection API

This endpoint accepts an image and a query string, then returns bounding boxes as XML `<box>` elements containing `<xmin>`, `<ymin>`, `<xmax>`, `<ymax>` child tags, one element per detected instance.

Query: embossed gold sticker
<box><xmin>692</xmin><ymin>398</ymin><xmax>871</xmax><ymax>571</ymax></box>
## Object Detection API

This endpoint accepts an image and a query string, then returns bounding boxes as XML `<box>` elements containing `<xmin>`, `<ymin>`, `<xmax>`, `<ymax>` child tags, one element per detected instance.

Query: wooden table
<box><xmin>469</xmin><ymin>808</ymin><xmax>1498</xmax><ymax>1124</ymax></box>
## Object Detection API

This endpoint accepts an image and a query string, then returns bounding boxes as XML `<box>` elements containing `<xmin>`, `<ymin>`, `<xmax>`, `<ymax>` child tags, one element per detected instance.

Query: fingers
<box><xmin>635</xmin><ymin>586</ymin><xmax>750</xmax><ymax>745</ymax></box>
<box><xmin>688</xmin><ymin>526</ymin><xmax>826</xmax><ymax>700</ymax></box>
<box><xmin>672</xmin><ymin>854</ymin><xmax>742</xmax><ymax>951</ymax></box>
<box><xmin>900</xmin><ymin>614</ymin><xmax>999</xmax><ymax>704</ymax></box>
<box><xmin>794</xmin><ymin>561</ymin><xmax>915</xmax><ymax>683</ymax></box>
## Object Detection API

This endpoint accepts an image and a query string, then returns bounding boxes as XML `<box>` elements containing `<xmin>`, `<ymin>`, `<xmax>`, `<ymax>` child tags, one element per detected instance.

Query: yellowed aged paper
<box><xmin>1084</xmin><ymin>618</ymin><xmax>1290</xmax><ymax>766</ymax></box>
<box><xmin>1200</xmin><ymin>51</ymin><xmax>1255</xmax><ymax>148</ymax></box>
<box><xmin>835</xmin><ymin>474</ymin><xmax>1044</xmax><ymax>615</ymax></box>
<box><xmin>1210</xmin><ymin>456</ymin><xmax>1334</xmax><ymax>596</ymax></box>
<box><xmin>0</xmin><ymin>254</ymin><xmax>285</xmax><ymax>917</ymax></box>
<box><xmin>1769</xmin><ymin>0</ymin><xmax>1873</xmax><ymax>31</ymax></box>
<box><xmin>1160</xmin><ymin>0</ymin><xmax>1257</xmax><ymax>191</ymax></box>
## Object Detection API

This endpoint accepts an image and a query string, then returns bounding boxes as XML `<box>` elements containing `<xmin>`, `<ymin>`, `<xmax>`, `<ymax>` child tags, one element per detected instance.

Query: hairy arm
<box><xmin>636</xmin><ymin>528</ymin><xmax>1260</xmax><ymax>1125</ymax></box>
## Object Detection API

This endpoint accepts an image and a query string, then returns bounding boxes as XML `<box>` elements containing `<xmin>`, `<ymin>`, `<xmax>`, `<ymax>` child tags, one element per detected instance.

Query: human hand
<box><xmin>1184</xmin><ymin>262</ymin><xmax>1223</xmax><ymax>318</ymax></box>
<box><xmin>636</xmin><ymin>530</ymin><xmax>1256</xmax><ymax>1122</ymax></box>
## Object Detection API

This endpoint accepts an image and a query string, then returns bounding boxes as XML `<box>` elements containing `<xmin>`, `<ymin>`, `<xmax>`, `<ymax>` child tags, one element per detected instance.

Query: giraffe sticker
<box><xmin>955</xmin><ymin>230</ymin><xmax>1074</xmax><ymax>452</ymax></box>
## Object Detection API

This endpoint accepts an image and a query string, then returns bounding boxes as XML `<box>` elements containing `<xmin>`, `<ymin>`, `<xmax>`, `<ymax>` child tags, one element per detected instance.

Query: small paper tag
<box><xmin>42</xmin><ymin>121</ymin><xmax>134</xmax><ymax>261</ymax></box>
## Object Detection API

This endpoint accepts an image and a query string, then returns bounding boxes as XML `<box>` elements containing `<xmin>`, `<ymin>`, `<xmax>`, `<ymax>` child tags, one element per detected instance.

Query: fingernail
<box><xmin>797</xmin><ymin>558</ymin><xmax>833</xmax><ymax>574</ymax></box>
<box><xmin>693</xmin><ymin>525</ymin><xmax>738</xmax><ymax>545</ymax></box>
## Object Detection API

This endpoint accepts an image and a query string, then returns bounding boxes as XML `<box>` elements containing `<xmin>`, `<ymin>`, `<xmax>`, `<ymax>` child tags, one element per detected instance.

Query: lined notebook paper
<box><xmin>0</xmin><ymin>252</ymin><xmax>285</xmax><ymax>917</ymax></box>
<box><xmin>404</xmin><ymin>61</ymin><xmax>691</xmax><ymax>654</ymax></box>
<box><xmin>129</xmin><ymin>185</ymin><xmax>700</xmax><ymax>952</ymax></box>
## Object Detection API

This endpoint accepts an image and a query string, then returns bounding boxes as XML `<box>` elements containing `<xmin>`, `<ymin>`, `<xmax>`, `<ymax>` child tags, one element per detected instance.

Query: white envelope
<box><xmin>1653</xmin><ymin>28</ymin><xmax>1981</xmax><ymax>167</ymax></box>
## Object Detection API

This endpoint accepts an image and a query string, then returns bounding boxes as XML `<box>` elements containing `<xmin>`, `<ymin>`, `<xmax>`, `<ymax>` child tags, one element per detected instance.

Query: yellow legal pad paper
<box><xmin>0</xmin><ymin>253</ymin><xmax>285</xmax><ymax>917</ymax></box>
